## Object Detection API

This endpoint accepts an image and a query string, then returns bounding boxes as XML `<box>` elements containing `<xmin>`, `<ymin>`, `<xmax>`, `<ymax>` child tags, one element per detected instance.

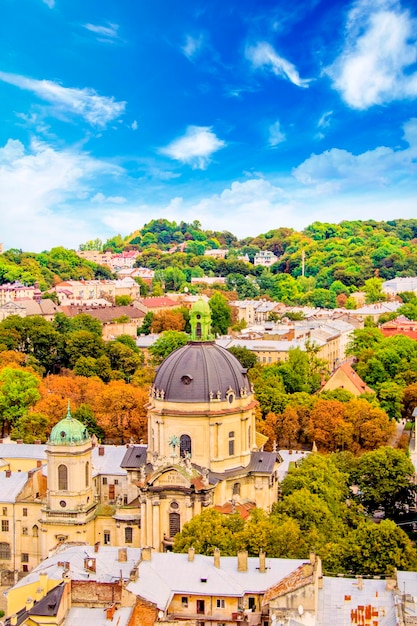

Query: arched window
<box><xmin>180</xmin><ymin>434</ymin><xmax>192</xmax><ymax>458</ymax></box>
<box><xmin>32</xmin><ymin>525</ymin><xmax>38</xmax><ymax>538</ymax></box>
<box><xmin>85</xmin><ymin>461</ymin><xmax>89</xmax><ymax>487</ymax></box>
<box><xmin>169</xmin><ymin>512</ymin><xmax>180</xmax><ymax>537</ymax></box>
<box><xmin>196</xmin><ymin>322</ymin><xmax>202</xmax><ymax>338</ymax></box>
<box><xmin>228</xmin><ymin>431</ymin><xmax>235</xmax><ymax>456</ymax></box>
<box><xmin>58</xmin><ymin>464</ymin><xmax>68</xmax><ymax>491</ymax></box>
<box><xmin>233</xmin><ymin>482</ymin><xmax>241</xmax><ymax>496</ymax></box>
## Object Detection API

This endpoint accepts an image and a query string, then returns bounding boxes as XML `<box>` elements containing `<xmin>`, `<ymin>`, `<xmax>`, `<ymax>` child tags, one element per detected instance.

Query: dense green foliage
<box><xmin>173</xmin><ymin>452</ymin><xmax>417</xmax><ymax>576</ymax></box>
<box><xmin>4</xmin><ymin>219</ymin><xmax>417</xmax><ymax>308</ymax></box>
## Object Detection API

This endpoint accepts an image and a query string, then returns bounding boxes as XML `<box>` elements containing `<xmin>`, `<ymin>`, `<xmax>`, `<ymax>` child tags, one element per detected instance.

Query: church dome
<box><xmin>49</xmin><ymin>405</ymin><xmax>90</xmax><ymax>445</ymax></box>
<box><xmin>153</xmin><ymin>341</ymin><xmax>251</xmax><ymax>403</ymax></box>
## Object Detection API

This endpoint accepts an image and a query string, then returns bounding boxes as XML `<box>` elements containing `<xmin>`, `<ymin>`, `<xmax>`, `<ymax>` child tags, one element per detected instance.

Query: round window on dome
<box><xmin>60</xmin><ymin>431</ymin><xmax>66</xmax><ymax>438</ymax></box>
<box><xmin>181</xmin><ymin>375</ymin><xmax>193</xmax><ymax>385</ymax></box>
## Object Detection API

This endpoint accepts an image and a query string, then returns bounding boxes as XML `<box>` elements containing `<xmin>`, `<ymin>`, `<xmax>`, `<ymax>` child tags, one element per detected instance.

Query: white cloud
<box><xmin>91</xmin><ymin>192</ymin><xmax>126</xmax><ymax>204</ymax></box>
<box><xmin>181</xmin><ymin>34</ymin><xmax>204</xmax><ymax>60</ymax></box>
<box><xmin>159</xmin><ymin>126</ymin><xmax>226</xmax><ymax>169</ymax></box>
<box><xmin>42</xmin><ymin>0</ymin><xmax>55</xmax><ymax>7</ymax></box>
<box><xmin>317</xmin><ymin>111</ymin><xmax>333</xmax><ymax>129</ymax></box>
<box><xmin>131</xmin><ymin>120</ymin><xmax>138</xmax><ymax>131</ymax></box>
<box><xmin>293</xmin><ymin>117</ymin><xmax>417</xmax><ymax>187</ymax></box>
<box><xmin>0</xmin><ymin>70</ymin><xmax>126</xmax><ymax>127</ymax></box>
<box><xmin>83</xmin><ymin>22</ymin><xmax>120</xmax><ymax>43</ymax></box>
<box><xmin>0</xmin><ymin>138</ymin><xmax>121</xmax><ymax>251</ymax></box>
<box><xmin>328</xmin><ymin>0</ymin><xmax>417</xmax><ymax>108</ymax></box>
<box><xmin>268</xmin><ymin>120</ymin><xmax>286</xmax><ymax>147</ymax></box>
<box><xmin>246</xmin><ymin>42</ymin><xmax>310</xmax><ymax>88</ymax></box>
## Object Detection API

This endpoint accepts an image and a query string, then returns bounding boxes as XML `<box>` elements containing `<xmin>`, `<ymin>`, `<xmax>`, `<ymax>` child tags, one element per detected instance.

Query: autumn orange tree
<box><xmin>151</xmin><ymin>310</ymin><xmax>186</xmax><ymax>333</ymax></box>
<box><xmin>92</xmin><ymin>380</ymin><xmax>148</xmax><ymax>444</ymax></box>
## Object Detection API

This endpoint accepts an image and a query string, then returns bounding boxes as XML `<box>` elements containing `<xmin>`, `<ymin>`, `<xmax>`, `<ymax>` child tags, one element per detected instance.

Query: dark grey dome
<box><xmin>153</xmin><ymin>341</ymin><xmax>251</xmax><ymax>403</ymax></box>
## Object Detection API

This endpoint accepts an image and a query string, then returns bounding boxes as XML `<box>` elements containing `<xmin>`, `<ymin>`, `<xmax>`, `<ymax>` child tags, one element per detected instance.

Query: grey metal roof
<box><xmin>246</xmin><ymin>451</ymin><xmax>278</xmax><ymax>474</ymax></box>
<box><xmin>121</xmin><ymin>445</ymin><xmax>147</xmax><ymax>469</ymax></box>
<box><xmin>8</xmin><ymin>545</ymin><xmax>142</xmax><ymax>591</ymax></box>
<box><xmin>153</xmin><ymin>341</ymin><xmax>252</xmax><ymax>403</ymax></box>
<box><xmin>30</xmin><ymin>582</ymin><xmax>65</xmax><ymax>616</ymax></box>
<box><xmin>127</xmin><ymin>552</ymin><xmax>306</xmax><ymax>610</ymax></box>
<box><xmin>0</xmin><ymin>471</ymin><xmax>29</xmax><ymax>502</ymax></box>
<box><xmin>64</xmin><ymin>607</ymin><xmax>133</xmax><ymax>626</ymax></box>
<box><xmin>91</xmin><ymin>445</ymin><xmax>128</xmax><ymax>477</ymax></box>
<box><xmin>0</xmin><ymin>442</ymin><xmax>46</xmax><ymax>461</ymax></box>
<box><xmin>316</xmin><ymin>576</ymin><xmax>397</xmax><ymax>626</ymax></box>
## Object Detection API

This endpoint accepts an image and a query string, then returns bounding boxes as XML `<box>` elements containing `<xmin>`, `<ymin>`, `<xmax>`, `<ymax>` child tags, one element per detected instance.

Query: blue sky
<box><xmin>1</xmin><ymin>0</ymin><xmax>417</xmax><ymax>252</ymax></box>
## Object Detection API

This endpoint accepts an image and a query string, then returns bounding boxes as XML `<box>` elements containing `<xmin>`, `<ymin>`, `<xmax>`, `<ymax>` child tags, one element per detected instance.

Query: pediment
<box><xmin>150</xmin><ymin>467</ymin><xmax>191</xmax><ymax>488</ymax></box>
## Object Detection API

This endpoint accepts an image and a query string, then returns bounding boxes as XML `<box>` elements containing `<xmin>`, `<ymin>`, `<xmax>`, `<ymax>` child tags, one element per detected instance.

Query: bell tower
<box><xmin>41</xmin><ymin>404</ymin><xmax>97</xmax><ymax>556</ymax></box>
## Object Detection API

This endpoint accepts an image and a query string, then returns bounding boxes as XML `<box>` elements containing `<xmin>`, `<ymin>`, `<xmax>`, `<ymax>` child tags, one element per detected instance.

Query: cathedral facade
<box><xmin>137</xmin><ymin>299</ymin><xmax>279</xmax><ymax>550</ymax></box>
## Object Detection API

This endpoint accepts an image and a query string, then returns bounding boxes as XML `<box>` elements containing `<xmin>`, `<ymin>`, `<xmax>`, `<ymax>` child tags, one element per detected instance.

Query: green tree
<box><xmin>281</xmin><ymin>453</ymin><xmax>349</xmax><ymax>516</ymax></box>
<box><xmin>139</xmin><ymin>312</ymin><xmax>154</xmax><ymax>335</ymax></box>
<box><xmin>363</xmin><ymin>277</ymin><xmax>386</xmax><ymax>304</ymax></box>
<box><xmin>209</xmin><ymin>293</ymin><xmax>232</xmax><ymax>336</ymax></box>
<box><xmin>354</xmin><ymin>447</ymin><xmax>417</xmax><ymax>517</ymax></box>
<box><xmin>227</xmin><ymin>346</ymin><xmax>258</xmax><ymax>370</ymax></box>
<box><xmin>64</xmin><ymin>330</ymin><xmax>105</xmax><ymax>368</ymax></box>
<box><xmin>115</xmin><ymin>295</ymin><xmax>133</xmax><ymax>306</ymax></box>
<box><xmin>10</xmin><ymin>412</ymin><xmax>50</xmax><ymax>443</ymax></box>
<box><xmin>73</xmin><ymin>404</ymin><xmax>105</xmax><ymax>441</ymax></box>
<box><xmin>173</xmin><ymin>509</ymin><xmax>243</xmax><ymax>554</ymax></box>
<box><xmin>0</xmin><ymin>368</ymin><xmax>41</xmax><ymax>437</ymax></box>
<box><xmin>338</xmin><ymin>520</ymin><xmax>417</xmax><ymax>576</ymax></box>
<box><xmin>149</xmin><ymin>330</ymin><xmax>189</xmax><ymax>365</ymax></box>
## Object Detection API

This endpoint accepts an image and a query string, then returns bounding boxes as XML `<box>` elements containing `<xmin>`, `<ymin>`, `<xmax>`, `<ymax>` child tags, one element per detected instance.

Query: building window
<box><xmin>21</xmin><ymin>553</ymin><xmax>29</xmax><ymax>563</ymax></box>
<box><xmin>228</xmin><ymin>432</ymin><xmax>235</xmax><ymax>456</ymax></box>
<box><xmin>1</xmin><ymin>520</ymin><xmax>9</xmax><ymax>532</ymax></box>
<box><xmin>216</xmin><ymin>599</ymin><xmax>225</xmax><ymax>609</ymax></box>
<box><xmin>23</xmin><ymin>508</ymin><xmax>28</xmax><ymax>517</ymax></box>
<box><xmin>85</xmin><ymin>461</ymin><xmax>89</xmax><ymax>488</ymax></box>
<box><xmin>2</xmin><ymin>507</ymin><xmax>7</xmax><ymax>516</ymax></box>
<box><xmin>233</xmin><ymin>483</ymin><xmax>241</xmax><ymax>496</ymax></box>
<box><xmin>58</xmin><ymin>464</ymin><xmax>68</xmax><ymax>491</ymax></box>
<box><xmin>125</xmin><ymin>527</ymin><xmax>133</xmax><ymax>543</ymax></box>
<box><xmin>181</xmin><ymin>597</ymin><xmax>188</xmax><ymax>607</ymax></box>
<box><xmin>124</xmin><ymin>495</ymin><xmax>128</xmax><ymax>505</ymax></box>
<box><xmin>169</xmin><ymin>512</ymin><xmax>180</xmax><ymax>537</ymax></box>
<box><xmin>0</xmin><ymin>542</ymin><xmax>10</xmax><ymax>559</ymax></box>
<box><xmin>114</xmin><ymin>479</ymin><xmax>119</xmax><ymax>485</ymax></box>
<box><xmin>180</xmin><ymin>434</ymin><xmax>192</xmax><ymax>458</ymax></box>
<box><xmin>248</xmin><ymin>598</ymin><xmax>256</xmax><ymax>611</ymax></box>
<box><xmin>197</xmin><ymin>600</ymin><xmax>205</xmax><ymax>615</ymax></box>
<box><xmin>104</xmin><ymin>531</ymin><xmax>111</xmax><ymax>545</ymax></box>
<box><xmin>22</xmin><ymin>527</ymin><xmax>28</xmax><ymax>536</ymax></box>
<box><xmin>32</xmin><ymin>525</ymin><xmax>38</xmax><ymax>538</ymax></box>
<box><xmin>102</xmin><ymin>477</ymin><xmax>107</xmax><ymax>485</ymax></box>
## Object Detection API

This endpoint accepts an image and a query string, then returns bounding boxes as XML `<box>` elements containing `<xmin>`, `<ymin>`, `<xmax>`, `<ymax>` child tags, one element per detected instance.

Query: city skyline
<box><xmin>1</xmin><ymin>0</ymin><xmax>417</xmax><ymax>251</ymax></box>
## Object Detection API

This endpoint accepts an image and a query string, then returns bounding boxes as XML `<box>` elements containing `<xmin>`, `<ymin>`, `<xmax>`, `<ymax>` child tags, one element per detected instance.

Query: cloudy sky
<box><xmin>1</xmin><ymin>0</ymin><xmax>417</xmax><ymax>252</ymax></box>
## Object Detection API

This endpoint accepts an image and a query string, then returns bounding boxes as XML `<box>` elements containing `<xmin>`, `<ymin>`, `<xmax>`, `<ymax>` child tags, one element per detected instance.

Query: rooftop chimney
<box><xmin>237</xmin><ymin>551</ymin><xmax>248</xmax><ymax>572</ymax></box>
<box><xmin>259</xmin><ymin>551</ymin><xmax>266</xmax><ymax>573</ymax></box>
<box><xmin>118</xmin><ymin>548</ymin><xmax>128</xmax><ymax>562</ymax></box>
<box><xmin>98</xmin><ymin>446</ymin><xmax>105</xmax><ymax>456</ymax></box>
<box><xmin>5</xmin><ymin>470</ymin><xmax>11</xmax><ymax>478</ymax></box>
<box><xmin>25</xmin><ymin>597</ymin><xmax>34</xmax><ymax>612</ymax></box>
<box><xmin>141</xmin><ymin>547</ymin><xmax>152</xmax><ymax>561</ymax></box>
<box><xmin>214</xmin><ymin>547</ymin><xmax>220</xmax><ymax>569</ymax></box>
<box><xmin>188</xmin><ymin>547</ymin><xmax>195</xmax><ymax>562</ymax></box>
<box><xmin>94</xmin><ymin>541</ymin><xmax>100</xmax><ymax>553</ymax></box>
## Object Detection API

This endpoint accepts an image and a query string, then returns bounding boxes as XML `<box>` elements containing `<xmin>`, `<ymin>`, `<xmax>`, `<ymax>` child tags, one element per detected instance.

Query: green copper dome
<box><xmin>49</xmin><ymin>404</ymin><xmax>90</xmax><ymax>446</ymax></box>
